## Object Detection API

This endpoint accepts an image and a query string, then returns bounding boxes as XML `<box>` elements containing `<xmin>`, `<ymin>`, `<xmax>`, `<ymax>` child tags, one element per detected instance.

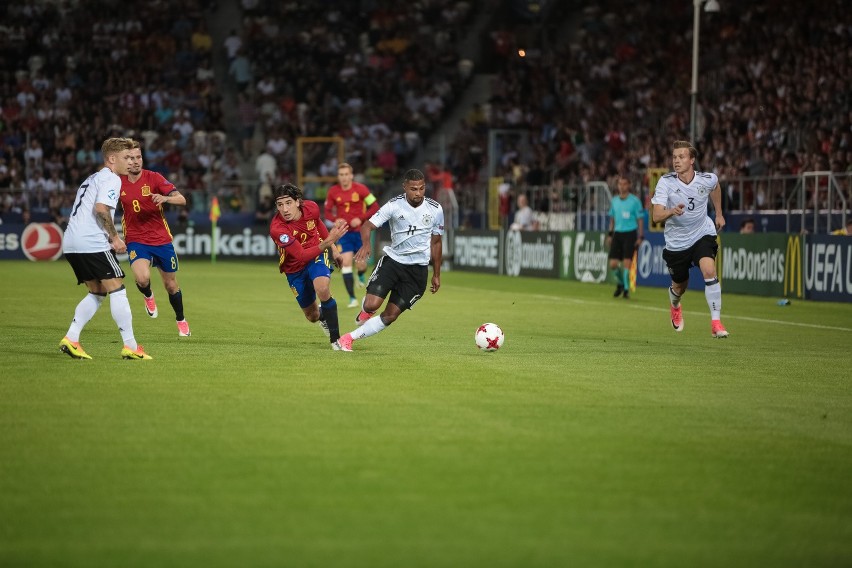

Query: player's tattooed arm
<box><xmin>94</xmin><ymin>203</ymin><xmax>122</xmax><ymax>245</ymax></box>
<box><xmin>95</xmin><ymin>209</ymin><xmax>119</xmax><ymax>241</ymax></box>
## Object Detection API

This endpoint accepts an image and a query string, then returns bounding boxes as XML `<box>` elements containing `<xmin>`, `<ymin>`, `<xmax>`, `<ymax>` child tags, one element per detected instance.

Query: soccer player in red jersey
<box><xmin>120</xmin><ymin>141</ymin><xmax>191</xmax><ymax>337</ymax></box>
<box><xmin>323</xmin><ymin>162</ymin><xmax>379</xmax><ymax>308</ymax></box>
<box><xmin>269</xmin><ymin>183</ymin><xmax>349</xmax><ymax>349</ymax></box>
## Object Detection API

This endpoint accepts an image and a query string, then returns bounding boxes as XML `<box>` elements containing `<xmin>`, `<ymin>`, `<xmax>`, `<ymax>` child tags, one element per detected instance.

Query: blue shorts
<box><xmin>286</xmin><ymin>253</ymin><xmax>334</xmax><ymax>308</ymax></box>
<box><xmin>338</xmin><ymin>231</ymin><xmax>363</xmax><ymax>254</ymax></box>
<box><xmin>128</xmin><ymin>242</ymin><xmax>179</xmax><ymax>272</ymax></box>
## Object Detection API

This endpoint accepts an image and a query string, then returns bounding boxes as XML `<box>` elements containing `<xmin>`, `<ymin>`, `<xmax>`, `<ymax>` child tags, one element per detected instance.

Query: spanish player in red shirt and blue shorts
<box><xmin>323</xmin><ymin>162</ymin><xmax>379</xmax><ymax>307</ymax></box>
<box><xmin>269</xmin><ymin>183</ymin><xmax>349</xmax><ymax>350</ymax></box>
<box><xmin>120</xmin><ymin>142</ymin><xmax>191</xmax><ymax>337</ymax></box>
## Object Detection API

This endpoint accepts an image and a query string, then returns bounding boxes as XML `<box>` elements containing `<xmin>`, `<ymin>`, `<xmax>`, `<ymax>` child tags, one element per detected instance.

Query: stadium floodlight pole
<box><xmin>690</xmin><ymin>0</ymin><xmax>720</xmax><ymax>143</ymax></box>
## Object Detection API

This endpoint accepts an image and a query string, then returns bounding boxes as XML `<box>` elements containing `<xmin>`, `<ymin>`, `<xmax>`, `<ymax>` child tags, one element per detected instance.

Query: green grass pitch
<box><xmin>1</xmin><ymin>259</ymin><xmax>850</xmax><ymax>567</ymax></box>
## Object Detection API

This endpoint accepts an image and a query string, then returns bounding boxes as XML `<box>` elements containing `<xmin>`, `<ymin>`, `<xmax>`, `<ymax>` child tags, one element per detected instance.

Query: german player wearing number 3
<box><xmin>651</xmin><ymin>140</ymin><xmax>729</xmax><ymax>338</ymax></box>
<box><xmin>59</xmin><ymin>137</ymin><xmax>152</xmax><ymax>360</ymax></box>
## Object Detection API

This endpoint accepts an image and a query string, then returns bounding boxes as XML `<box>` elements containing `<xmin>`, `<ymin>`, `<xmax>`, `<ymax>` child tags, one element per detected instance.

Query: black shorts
<box><xmin>608</xmin><ymin>230</ymin><xmax>638</xmax><ymax>260</ymax></box>
<box><xmin>662</xmin><ymin>235</ymin><xmax>718</xmax><ymax>283</ymax></box>
<box><xmin>65</xmin><ymin>251</ymin><xmax>125</xmax><ymax>284</ymax></box>
<box><xmin>366</xmin><ymin>255</ymin><xmax>428</xmax><ymax>311</ymax></box>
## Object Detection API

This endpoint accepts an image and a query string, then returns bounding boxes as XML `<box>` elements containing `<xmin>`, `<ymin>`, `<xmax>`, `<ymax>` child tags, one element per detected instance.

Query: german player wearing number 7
<box><xmin>651</xmin><ymin>140</ymin><xmax>729</xmax><ymax>338</ymax></box>
<box><xmin>59</xmin><ymin>137</ymin><xmax>152</xmax><ymax>360</ymax></box>
<box><xmin>120</xmin><ymin>141</ymin><xmax>191</xmax><ymax>337</ymax></box>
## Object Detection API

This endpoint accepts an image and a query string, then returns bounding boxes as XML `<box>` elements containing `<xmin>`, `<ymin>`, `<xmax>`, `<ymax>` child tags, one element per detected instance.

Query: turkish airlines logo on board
<box><xmin>21</xmin><ymin>223</ymin><xmax>64</xmax><ymax>261</ymax></box>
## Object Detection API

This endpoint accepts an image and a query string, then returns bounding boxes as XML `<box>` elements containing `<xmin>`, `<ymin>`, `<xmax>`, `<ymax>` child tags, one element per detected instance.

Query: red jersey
<box><xmin>120</xmin><ymin>170</ymin><xmax>177</xmax><ymax>245</ymax></box>
<box><xmin>268</xmin><ymin>200</ymin><xmax>330</xmax><ymax>274</ymax></box>
<box><xmin>324</xmin><ymin>181</ymin><xmax>379</xmax><ymax>233</ymax></box>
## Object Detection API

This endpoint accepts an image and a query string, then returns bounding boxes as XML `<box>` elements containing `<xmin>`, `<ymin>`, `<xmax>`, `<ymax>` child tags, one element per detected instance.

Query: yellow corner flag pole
<box><xmin>209</xmin><ymin>196</ymin><xmax>221</xmax><ymax>263</ymax></box>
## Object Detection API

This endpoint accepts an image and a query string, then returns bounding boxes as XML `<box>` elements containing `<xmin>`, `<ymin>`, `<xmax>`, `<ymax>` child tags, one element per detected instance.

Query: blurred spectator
<box><xmin>510</xmin><ymin>193</ymin><xmax>538</xmax><ymax>231</ymax></box>
<box><xmin>228</xmin><ymin>48</ymin><xmax>253</xmax><ymax>92</ymax></box>
<box><xmin>237</xmin><ymin>92</ymin><xmax>257</xmax><ymax>158</ymax></box>
<box><xmin>254</xmin><ymin>194</ymin><xmax>274</xmax><ymax>225</ymax></box>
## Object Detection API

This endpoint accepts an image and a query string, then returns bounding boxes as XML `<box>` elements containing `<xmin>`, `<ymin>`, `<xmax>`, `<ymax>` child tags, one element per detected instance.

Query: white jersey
<box><xmin>370</xmin><ymin>194</ymin><xmax>444</xmax><ymax>266</ymax></box>
<box><xmin>62</xmin><ymin>167</ymin><xmax>121</xmax><ymax>253</ymax></box>
<box><xmin>651</xmin><ymin>171</ymin><xmax>718</xmax><ymax>251</ymax></box>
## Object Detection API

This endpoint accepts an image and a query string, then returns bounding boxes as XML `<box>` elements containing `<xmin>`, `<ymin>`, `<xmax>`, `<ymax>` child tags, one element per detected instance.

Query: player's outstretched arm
<box><xmin>321</xmin><ymin>220</ymin><xmax>348</xmax><ymax>250</ymax></box>
<box><xmin>152</xmin><ymin>190</ymin><xmax>187</xmax><ymax>206</ymax></box>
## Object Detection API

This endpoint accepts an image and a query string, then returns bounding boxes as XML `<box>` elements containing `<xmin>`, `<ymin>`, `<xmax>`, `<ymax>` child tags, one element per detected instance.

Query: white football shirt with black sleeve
<box><xmin>651</xmin><ymin>171</ymin><xmax>719</xmax><ymax>251</ymax></box>
<box><xmin>62</xmin><ymin>167</ymin><xmax>121</xmax><ymax>253</ymax></box>
<box><xmin>369</xmin><ymin>195</ymin><xmax>444</xmax><ymax>266</ymax></box>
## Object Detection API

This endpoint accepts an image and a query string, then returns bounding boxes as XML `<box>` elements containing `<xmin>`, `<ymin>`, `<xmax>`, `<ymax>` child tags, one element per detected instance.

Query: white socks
<box><xmin>668</xmin><ymin>286</ymin><xmax>682</xmax><ymax>307</ymax></box>
<box><xmin>704</xmin><ymin>280</ymin><xmax>722</xmax><ymax>320</ymax></box>
<box><xmin>109</xmin><ymin>287</ymin><xmax>137</xmax><ymax>350</ymax></box>
<box><xmin>351</xmin><ymin>315</ymin><xmax>386</xmax><ymax>340</ymax></box>
<box><xmin>66</xmin><ymin>293</ymin><xmax>105</xmax><ymax>341</ymax></box>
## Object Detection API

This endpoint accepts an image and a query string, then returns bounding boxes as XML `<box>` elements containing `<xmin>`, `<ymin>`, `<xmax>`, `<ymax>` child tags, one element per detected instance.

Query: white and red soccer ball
<box><xmin>475</xmin><ymin>323</ymin><xmax>505</xmax><ymax>352</ymax></box>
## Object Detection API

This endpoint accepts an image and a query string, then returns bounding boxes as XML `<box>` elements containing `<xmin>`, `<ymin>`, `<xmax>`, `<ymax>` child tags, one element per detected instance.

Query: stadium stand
<box><xmin>0</xmin><ymin>0</ymin><xmax>848</xmax><ymax>227</ymax></box>
<box><xmin>447</xmin><ymin>0</ymin><xmax>849</xmax><ymax>218</ymax></box>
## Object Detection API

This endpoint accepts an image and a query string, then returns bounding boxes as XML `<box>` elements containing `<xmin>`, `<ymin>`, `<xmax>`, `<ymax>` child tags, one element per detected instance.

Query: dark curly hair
<box><xmin>272</xmin><ymin>183</ymin><xmax>303</xmax><ymax>201</ymax></box>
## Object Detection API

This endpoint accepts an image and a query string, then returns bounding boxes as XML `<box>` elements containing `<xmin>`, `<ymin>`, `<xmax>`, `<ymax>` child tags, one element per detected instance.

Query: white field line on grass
<box><xmin>528</xmin><ymin>294</ymin><xmax>852</xmax><ymax>333</ymax></box>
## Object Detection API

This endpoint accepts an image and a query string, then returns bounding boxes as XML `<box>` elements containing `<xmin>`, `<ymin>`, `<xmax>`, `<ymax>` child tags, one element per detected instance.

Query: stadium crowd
<box><xmin>0</xmin><ymin>0</ymin><xmax>479</xmax><ymax>225</ymax></box>
<box><xmin>236</xmin><ymin>0</ymin><xmax>478</xmax><ymax>203</ymax></box>
<box><xmin>1</xmin><ymin>0</ymin><xmax>849</xmax><ymax>227</ymax></box>
<box><xmin>446</xmin><ymin>0</ymin><xmax>851</xmax><ymax>213</ymax></box>
<box><xmin>0</xmin><ymin>0</ymin><xmax>227</xmax><ymax>225</ymax></box>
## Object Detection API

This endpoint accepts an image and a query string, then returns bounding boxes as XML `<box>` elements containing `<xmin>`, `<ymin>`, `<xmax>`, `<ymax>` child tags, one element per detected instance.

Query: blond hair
<box><xmin>338</xmin><ymin>162</ymin><xmax>353</xmax><ymax>173</ymax></box>
<box><xmin>101</xmin><ymin>137</ymin><xmax>135</xmax><ymax>159</ymax></box>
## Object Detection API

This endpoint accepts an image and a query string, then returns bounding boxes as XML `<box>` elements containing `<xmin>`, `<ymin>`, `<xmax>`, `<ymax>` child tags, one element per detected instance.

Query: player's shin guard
<box><xmin>668</xmin><ymin>286</ymin><xmax>682</xmax><ymax>307</ymax></box>
<box><xmin>109</xmin><ymin>286</ymin><xmax>138</xmax><ymax>350</ymax></box>
<box><xmin>320</xmin><ymin>297</ymin><xmax>340</xmax><ymax>342</ymax></box>
<box><xmin>351</xmin><ymin>315</ymin><xmax>387</xmax><ymax>339</ymax></box>
<box><xmin>66</xmin><ymin>292</ymin><xmax>105</xmax><ymax>341</ymax></box>
<box><xmin>136</xmin><ymin>282</ymin><xmax>153</xmax><ymax>298</ymax></box>
<box><xmin>168</xmin><ymin>289</ymin><xmax>185</xmax><ymax>321</ymax></box>
<box><xmin>704</xmin><ymin>278</ymin><xmax>722</xmax><ymax>320</ymax></box>
<box><xmin>341</xmin><ymin>266</ymin><xmax>355</xmax><ymax>299</ymax></box>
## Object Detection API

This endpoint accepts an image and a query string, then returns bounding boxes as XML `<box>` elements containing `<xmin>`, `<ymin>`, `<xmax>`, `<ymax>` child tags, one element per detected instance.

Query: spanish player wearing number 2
<box><xmin>269</xmin><ymin>183</ymin><xmax>349</xmax><ymax>350</ymax></box>
<box><xmin>120</xmin><ymin>141</ymin><xmax>191</xmax><ymax>337</ymax></box>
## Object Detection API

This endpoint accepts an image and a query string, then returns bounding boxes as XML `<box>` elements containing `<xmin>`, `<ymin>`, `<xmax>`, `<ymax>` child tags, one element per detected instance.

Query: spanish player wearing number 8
<box><xmin>120</xmin><ymin>141</ymin><xmax>191</xmax><ymax>337</ymax></box>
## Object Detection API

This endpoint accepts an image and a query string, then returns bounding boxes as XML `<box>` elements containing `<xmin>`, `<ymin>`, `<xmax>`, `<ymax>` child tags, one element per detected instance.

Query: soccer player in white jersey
<box><xmin>651</xmin><ymin>140</ymin><xmax>729</xmax><ymax>338</ymax></box>
<box><xmin>59</xmin><ymin>137</ymin><xmax>152</xmax><ymax>360</ymax></box>
<box><xmin>336</xmin><ymin>169</ymin><xmax>444</xmax><ymax>351</ymax></box>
